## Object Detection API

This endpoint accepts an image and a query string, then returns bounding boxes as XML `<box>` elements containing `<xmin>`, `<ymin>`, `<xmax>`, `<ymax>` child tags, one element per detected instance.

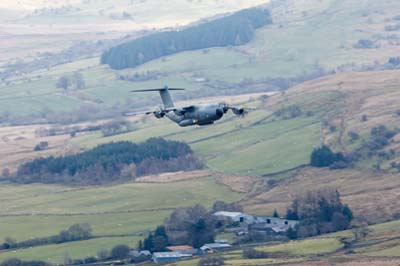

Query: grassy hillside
<box><xmin>2</xmin><ymin>69</ymin><xmax>398</xmax><ymax>223</ymax></box>
<box><xmin>0</xmin><ymin>0</ymin><xmax>268</xmax><ymax>65</ymax></box>
<box><xmin>2</xmin><ymin>0</ymin><xmax>268</xmax><ymax>27</ymax></box>
<box><xmin>2</xmin><ymin>69</ymin><xmax>399</xmax><ymax>178</ymax></box>
<box><xmin>0</xmin><ymin>66</ymin><xmax>399</xmax><ymax>265</ymax></box>
<box><xmin>67</xmin><ymin>69</ymin><xmax>400</xmax><ymax>223</ymax></box>
<box><xmin>2</xmin><ymin>0</ymin><xmax>400</xmax><ymax>118</ymax></box>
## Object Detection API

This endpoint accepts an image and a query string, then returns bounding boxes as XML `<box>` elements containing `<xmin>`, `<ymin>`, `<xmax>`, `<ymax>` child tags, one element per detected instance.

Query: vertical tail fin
<box><xmin>131</xmin><ymin>86</ymin><xmax>184</xmax><ymax>109</ymax></box>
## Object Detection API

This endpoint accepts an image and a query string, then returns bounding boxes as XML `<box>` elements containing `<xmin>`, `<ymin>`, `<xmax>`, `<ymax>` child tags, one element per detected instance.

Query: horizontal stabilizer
<box><xmin>131</xmin><ymin>88</ymin><xmax>185</xmax><ymax>92</ymax></box>
<box><xmin>130</xmin><ymin>85</ymin><xmax>183</xmax><ymax>108</ymax></box>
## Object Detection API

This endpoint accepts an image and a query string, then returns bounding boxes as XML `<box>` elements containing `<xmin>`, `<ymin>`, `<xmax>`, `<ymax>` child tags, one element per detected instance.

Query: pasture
<box><xmin>0</xmin><ymin>175</ymin><xmax>241</xmax><ymax>261</ymax></box>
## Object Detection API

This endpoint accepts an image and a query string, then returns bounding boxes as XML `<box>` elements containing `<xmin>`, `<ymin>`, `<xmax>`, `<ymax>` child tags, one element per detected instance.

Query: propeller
<box><xmin>218</xmin><ymin>103</ymin><xmax>253</xmax><ymax>117</ymax></box>
<box><xmin>232</xmin><ymin>107</ymin><xmax>246</xmax><ymax>117</ymax></box>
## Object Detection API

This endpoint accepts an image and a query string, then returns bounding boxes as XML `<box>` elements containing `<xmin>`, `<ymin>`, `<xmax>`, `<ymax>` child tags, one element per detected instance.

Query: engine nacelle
<box><xmin>179</xmin><ymin>119</ymin><xmax>197</xmax><ymax>127</ymax></box>
<box><xmin>232</xmin><ymin>107</ymin><xmax>245</xmax><ymax>116</ymax></box>
<box><xmin>154</xmin><ymin>111</ymin><xmax>165</xmax><ymax>118</ymax></box>
<box><xmin>216</xmin><ymin>108</ymin><xmax>224</xmax><ymax>118</ymax></box>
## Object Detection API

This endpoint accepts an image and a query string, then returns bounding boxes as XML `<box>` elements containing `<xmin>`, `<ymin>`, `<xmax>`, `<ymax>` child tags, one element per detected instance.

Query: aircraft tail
<box><xmin>131</xmin><ymin>86</ymin><xmax>184</xmax><ymax>108</ymax></box>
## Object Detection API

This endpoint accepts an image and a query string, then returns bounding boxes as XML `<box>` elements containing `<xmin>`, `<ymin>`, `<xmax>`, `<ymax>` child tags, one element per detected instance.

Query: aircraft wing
<box><xmin>123</xmin><ymin>110</ymin><xmax>154</xmax><ymax>116</ymax></box>
<box><xmin>123</xmin><ymin>107</ymin><xmax>179</xmax><ymax>117</ymax></box>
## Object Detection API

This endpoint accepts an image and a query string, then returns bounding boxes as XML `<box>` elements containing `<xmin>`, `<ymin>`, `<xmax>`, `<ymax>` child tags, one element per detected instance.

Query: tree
<box><xmin>285</xmin><ymin>189</ymin><xmax>353</xmax><ymax>237</ymax></box>
<box><xmin>189</xmin><ymin>218</ymin><xmax>215</xmax><ymax>248</ymax></box>
<box><xmin>310</xmin><ymin>145</ymin><xmax>344</xmax><ymax>167</ymax></box>
<box><xmin>332</xmin><ymin>212</ymin><xmax>350</xmax><ymax>231</ymax></box>
<box><xmin>1</xmin><ymin>168</ymin><xmax>10</xmax><ymax>178</ymax></box>
<box><xmin>58</xmin><ymin>224</ymin><xmax>92</xmax><ymax>242</ymax></box>
<box><xmin>73</xmin><ymin>71</ymin><xmax>85</xmax><ymax>90</ymax></box>
<box><xmin>143</xmin><ymin>233</ymin><xmax>154</xmax><ymax>251</ymax></box>
<box><xmin>84</xmin><ymin>257</ymin><xmax>97</xmax><ymax>264</ymax></box>
<box><xmin>361</xmin><ymin>114</ymin><xmax>368</xmax><ymax>122</ymax></box>
<box><xmin>352</xmin><ymin>222</ymin><xmax>371</xmax><ymax>242</ymax></box>
<box><xmin>348</xmin><ymin>131</ymin><xmax>360</xmax><ymax>142</ymax></box>
<box><xmin>97</xmin><ymin>249</ymin><xmax>109</xmax><ymax>261</ymax></box>
<box><xmin>56</xmin><ymin>75</ymin><xmax>71</xmax><ymax>91</ymax></box>
<box><xmin>111</xmin><ymin>244</ymin><xmax>130</xmax><ymax>259</ymax></box>
<box><xmin>137</xmin><ymin>240</ymin><xmax>143</xmax><ymax>251</ymax></box>
<box><xmin>34</xmin><ymin>141</ymin><xmax>48</xmax><ymax>151</ymax></box>
<box><xmin>286</xmin><ymin>226</ymin><xmax>297</xmax><ymax>240</ymax></box>
<box><xmin>272</xmin><ymin>209</ymin><xmax>280</xmax><ymax>218</ymax></box>
<box><xmin>0</xmin><ymin>258</ymin><xmax>22</xmax><ymax>266</ymax></box>
<box><xmin>142</xmin><ymin>225</ymin><xmax>169</xmax><ymax>252</ymax></box>
<box><xmin>164</xmin><ymin>205</ymin><xmax>216</xmax><ymax>246</ymax></box>
<box><xmin>3</xmin><ymin>237</ymin><xmax>17</xmax><ymax>249</ymax></box>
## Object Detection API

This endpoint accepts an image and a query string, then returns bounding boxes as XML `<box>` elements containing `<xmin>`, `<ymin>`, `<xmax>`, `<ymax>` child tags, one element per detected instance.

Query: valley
<box><xmin>0</xmin><ymin>0</ymin><xmax>400</xmax><ymax>265</ymax></box>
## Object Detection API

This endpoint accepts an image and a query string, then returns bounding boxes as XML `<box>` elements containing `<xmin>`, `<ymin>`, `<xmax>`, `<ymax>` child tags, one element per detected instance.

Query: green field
<box><xmin>0</xmin><ymin>177</ymin><xmax>240</xmax><ymax>215</ymax></box>
<box><xmin>257</xmin><ymin>238</ymin><xmax>342</xmax><ymax>255</ymax></box>
<box><xmin>0</xmin><ymin>176</ymin><xmax>241</xmax><ymax>262</ymax></box>
<box><xmin>0</xmin><ymin>236</ymin><xmax>141</xmax><ymax>263</ymax></box>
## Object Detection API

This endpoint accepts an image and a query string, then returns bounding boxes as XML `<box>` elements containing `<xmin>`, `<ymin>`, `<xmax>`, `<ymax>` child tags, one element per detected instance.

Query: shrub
<box><xmin>274</xmin><ymin>105</ymin><xmax>302</xmax><ymax>119</ymax></box>
<box><xmin>198</xmin><ymin>256</ymin><xmax>224</xmax><ymax>266</ymax></box>
<box><xmin>361</xmin><ymin>114</ymin><xmax>368</xmax><ymax>122</ymax></box>
<box><xmin>353</xmin><ymin>39</ymin><xmax>377</xmax><ymax>49</ymax></box>
<box><xmin>310</xmin><ymin>145</ymin><xmax>345</xmax><ymax>167</ymax></box>
<box><xmin>111</xmin><ymin>244</ymin><xmax>130</xmax><ymax>259</ymax></box>
<box><xmin>348</xmin><ymin>131</ymin><xmax>360</xmax><ymax>142</ymax></box>
<box><xmin>33</xmin><ymin>141</ymin><xmax>48</xmax><ymax>151</ymax></box>
<box><xmin>243</xmin><ymin>248</ymin><xmax>269</xmax><ymax>259</ymax></box>
<box><xmin>385</xmin><ymin>24</ymin><xmax>400</xmax><ymax>31</ymax></box>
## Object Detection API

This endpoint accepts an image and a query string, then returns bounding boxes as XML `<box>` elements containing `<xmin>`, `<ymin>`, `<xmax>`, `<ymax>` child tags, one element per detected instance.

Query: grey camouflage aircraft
<box><xmin>127</xmin><ymin>86</ymin><xmax>250</xmax><ymax>127</ymax></box>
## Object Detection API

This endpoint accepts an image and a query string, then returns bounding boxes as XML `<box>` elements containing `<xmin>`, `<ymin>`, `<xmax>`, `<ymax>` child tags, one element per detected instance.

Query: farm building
<box><xmin>249</xmin><ymin>217</ymin><xmax>299</xmax><ymax>233</ymax></box>
<box><xmin>129</xmin><ymin>250</ymin><xmax>151</xmax><ymax>263</ymax></box>
<box><xmin>152</xmin><ymin>252</ymin><xmax>181</xmax><ymax>263</ymax></box>
<box><xmin>166</xmin><ymin>245</ymin><xmax>198</xmax><ymax>255</ymax></box>
<box><xmin>213</xmin><ymin>211</ymin><xmax>254</xmax><ymax>223</ymax></box>
<box><xmin>200</xmin><ymin>243</ymin><xmax>232</xmax><ymax>253</ymax></box>
<box><xmin>255</xmin><ymin>216</ymin><xmax>298</xmax><ymax>228</ymax></box>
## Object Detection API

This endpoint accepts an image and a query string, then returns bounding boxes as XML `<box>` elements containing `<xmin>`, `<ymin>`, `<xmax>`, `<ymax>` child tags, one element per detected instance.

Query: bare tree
<box><xmin>73</xmin><ymin>71</ymin><xmax>86</xmax><ymax>90</ymax></box>
<box><xmin>56</xmin><ymin>75</ymin><xmax>71</xmax><ymax>92</ymax></box>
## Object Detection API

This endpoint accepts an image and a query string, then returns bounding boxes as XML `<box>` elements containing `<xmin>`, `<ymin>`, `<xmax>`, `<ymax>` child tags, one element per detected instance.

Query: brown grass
<box><xmin>290</xmin><ymin>258</ymin><xmax>400</xmax><ymax>266</ymax></box>
<box><xmin>243</xmin><ymin>167</ymin><xmax>400</xmax><ymax>223</ymax></box>
<box><xmin>238</xmin><ymin>71</ymin><xmax>400</xmax><ymax>221</ymax></box>
<box><xmin>214</xmin><ymin>172</ymin><xmax>261</xmax><ymax>193</ymax></box>
<box><xmin>135</xmin><ymin>170</ymin><xmax>211</xmax><ymax>183</ymax></box>
<box><xmin>0</xmin><ymin>124</ymin><xmax>81</xmax><ymax>172</ymax></box>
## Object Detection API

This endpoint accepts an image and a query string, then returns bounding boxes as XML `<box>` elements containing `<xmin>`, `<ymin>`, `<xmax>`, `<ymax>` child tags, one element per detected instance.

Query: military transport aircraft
<box><xmin>126</xmin><ymin>86</ymin><xmax>251</xmax><ymax>127</ymax></box>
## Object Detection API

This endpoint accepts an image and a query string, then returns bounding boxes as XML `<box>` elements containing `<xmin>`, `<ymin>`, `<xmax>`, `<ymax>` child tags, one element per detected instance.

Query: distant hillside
<box><xmin>101</xmin><ymin>7</ymin><xmax>272</xmax><ymax>70</ymax></box>
<box><xmin>2</xmin><ymin>0</ymin><xmax>400</xmax><ymax>120</ymax></box>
